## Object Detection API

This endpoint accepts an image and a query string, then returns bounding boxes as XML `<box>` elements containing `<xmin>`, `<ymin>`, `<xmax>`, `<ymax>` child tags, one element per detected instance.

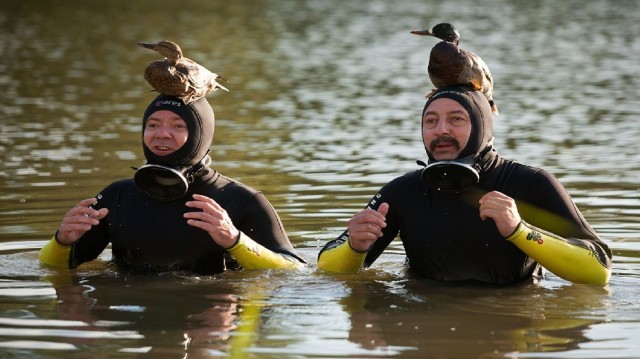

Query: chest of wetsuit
<box><xmin>343</xmin><ymin>158</ymin><xmax>605</xmax><ymax>284</ymax></box>
<box><xmin>70</xmin><ymin>171</ymin><xmax>301</xmax><ymax>274</ymax></box>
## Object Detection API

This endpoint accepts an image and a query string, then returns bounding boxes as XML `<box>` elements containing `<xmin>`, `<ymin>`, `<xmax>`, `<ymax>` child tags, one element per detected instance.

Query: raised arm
<box><xmin>479</xmin><ymin>172</ymin><xmax>612</xmax><ymax>286</ymax></box>
<box><xmin>39</xmin><ymin>198</ymin><xmax>109</xmax><ymax>268</ymax></box>
<box><xmin>185</xmin><ymin>193</ymin><xmax>305</xmax><ymax>270</ymax></box>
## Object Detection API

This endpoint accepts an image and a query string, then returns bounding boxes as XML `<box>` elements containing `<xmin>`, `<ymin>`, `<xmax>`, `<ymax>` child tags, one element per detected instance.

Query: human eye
<box><xmin>423</xmin><ymin>117</ymin><xmax>438</xmax><ymax>129</ymax></box>
<box><xmin>450</xmin><ymin>116</ymin><xmax>467</xmax><ymax>126</ymax></box>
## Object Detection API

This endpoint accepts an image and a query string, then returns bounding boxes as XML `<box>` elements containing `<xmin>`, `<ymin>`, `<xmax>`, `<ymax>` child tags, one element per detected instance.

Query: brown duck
<box><xmin>137</xmin><ymin>40</ymin><xmax>228</xmax><ymax>104</ymax></box>
<box><xmin>410</xmin><ymin>23</ymin><xmax>498</xmax><ymax>114</ymax></box>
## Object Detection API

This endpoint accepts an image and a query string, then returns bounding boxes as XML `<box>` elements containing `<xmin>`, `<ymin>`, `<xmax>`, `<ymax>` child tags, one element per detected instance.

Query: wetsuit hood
<box><xmin>142</xmin><ymin>94</ymin><xmax>215</xmax><ymax>167</ymax></box>
<box><xmin>420</xmin><ymin>85</ymin><xmax>497</xmax><ymax>191</ymax></box>
<box><xmin>135</xmin><ymin>95</ymin><xmax>215</xmax><ymax>201</ymax></box>
<box><xmin>422</xmin><ymin>85</ymin><xmax>494</xmax><ymax>165</ymax></box>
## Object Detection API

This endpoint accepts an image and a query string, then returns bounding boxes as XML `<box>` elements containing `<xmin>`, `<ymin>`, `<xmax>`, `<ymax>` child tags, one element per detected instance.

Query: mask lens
<box><xmin>134</xmin><ymin>165</ymin><xmax>189</xmax><ymax>201</ymax></box>
<box><xmin>421</xmin><ymin>161</ymin><xmax>479</xmax><ymax>191</ymax></box>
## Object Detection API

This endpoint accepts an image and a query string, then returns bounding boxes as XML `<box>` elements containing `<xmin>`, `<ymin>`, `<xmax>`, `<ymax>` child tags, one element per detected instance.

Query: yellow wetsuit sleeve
<box><xmin>39</xmin><ymin>236</ymin><xmax>72</xmax><ymax>269</ymax></box>
<box><xmin>226</xmin><ymin>232</ymin><xmax>301</xmax><ymax>270</ymax></box>
<box><xmin>507</xmin><ymin>221</ymin><xmax>611</xmax><ymax>286</ymax></box>
<box><xmin>317</xmin><ymin>240</ymin><xmax>367</xmax><ymax>273</ymax></box>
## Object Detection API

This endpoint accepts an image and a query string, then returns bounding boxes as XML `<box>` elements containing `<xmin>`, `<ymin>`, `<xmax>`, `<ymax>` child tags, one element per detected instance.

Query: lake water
<box><xmin>1</xmin><ymin>0</ymin><xmax>639</xmax><ymax>358</ymax></box>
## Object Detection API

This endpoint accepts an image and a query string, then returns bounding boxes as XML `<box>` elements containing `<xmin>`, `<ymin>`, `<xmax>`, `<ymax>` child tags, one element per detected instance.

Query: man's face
<box><xmin>143</xmin><ymin>110</ymin><xmax>189</xmax><ymax>156</ymax></box>
<box><xmin>422</xmin><ymin>98</ymin><xmax>472</xmax><ymax>161</ymax></box>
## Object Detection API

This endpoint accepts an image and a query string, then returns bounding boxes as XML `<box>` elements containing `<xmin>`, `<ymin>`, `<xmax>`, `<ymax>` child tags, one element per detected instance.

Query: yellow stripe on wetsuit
<box><xmin>317</xmin><ymin>240</ymin><xmax>366</xmax><ymax>273</ymax></box>
<box><xmin>39</xmin><ymin>236</ymin><xmax>71</xmax><ymax>269</ymax></box>
<box><xmin>507</xmin><ymin>221</ymin><xmax>611</xmax><ymax>286</ymax></box>
<box><xmin>226</xmin><ymin>233</ymin><xmax>302</xmax><ymax>270</ymax></box>
<box><xmin>39</xmin><ymin>233</ymin><xmax>302</xmax><ymax>271</ymax></box>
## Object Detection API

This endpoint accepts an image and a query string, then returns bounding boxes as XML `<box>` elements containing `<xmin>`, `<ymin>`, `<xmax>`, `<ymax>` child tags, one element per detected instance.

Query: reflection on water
<box><xmin>1</xmin><ymin>0</ymin><xmax>640</xmax><ymax>357</ymax></box>
<box><xmin>0</xmin><ymin>257</ymin><xmax>618</xmax><ymax>358</ymax></box>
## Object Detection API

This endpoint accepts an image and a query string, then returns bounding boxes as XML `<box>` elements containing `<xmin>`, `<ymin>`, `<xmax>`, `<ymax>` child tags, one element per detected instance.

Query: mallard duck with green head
<box><xmin>411</xmin><ymin>23</ymin><xmax>498</xmax><ymax>114</ymax></box>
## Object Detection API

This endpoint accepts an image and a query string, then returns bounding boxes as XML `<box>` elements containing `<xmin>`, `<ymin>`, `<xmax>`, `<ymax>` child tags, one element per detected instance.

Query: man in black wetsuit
<box><xmin>318</xmin><ymin>85</ymin><xmax>611</xmax><ymax>285</ymax></box>
<box><xmin>40</xmin><ymin>95</ymin><xmax>305</xmax><ymax>274</ymax></box>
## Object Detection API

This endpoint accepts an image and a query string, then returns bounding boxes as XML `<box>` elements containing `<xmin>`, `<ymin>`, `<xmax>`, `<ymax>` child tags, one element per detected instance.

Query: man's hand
<box><xmin>347</xmin><ymin>203</ymin><xmax>389</xmax><ymax>252</ymax></box>
<box><xmin>57</xmin><ymin>198</ymin><xmax>109</xmax><ymax>245</ymax></box>
<box><xmin>479</xmin><ymin>191</ymin><xmax>521</xmax><ymax>237</ymax></box>
<box><xmin>184</xmin><ymin>194</ymin><xmax>240</xmax><ymax>248</ymax></box>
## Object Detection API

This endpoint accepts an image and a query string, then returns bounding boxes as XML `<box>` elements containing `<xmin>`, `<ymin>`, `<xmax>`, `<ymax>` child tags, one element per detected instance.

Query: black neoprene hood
<box><xmin>141</xmin><ymin>95</ymin><xmax>215</xmax><ymax>167</ymax></box>
<box><xmin>422</xmin><ymin>85</ymin><xmax>494</xmax><ymax>162</ymax></box>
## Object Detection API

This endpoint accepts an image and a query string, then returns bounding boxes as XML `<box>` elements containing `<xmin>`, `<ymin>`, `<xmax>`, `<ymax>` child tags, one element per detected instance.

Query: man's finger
<box><xmin>191</xmin><ymin>194</ymin><xmax>223</xmax><ymax>209</ymax></box>
<box><xmin>377</xmin><ymin>203</ymin><xmax>389</xmax><ymax>217</ymax></box>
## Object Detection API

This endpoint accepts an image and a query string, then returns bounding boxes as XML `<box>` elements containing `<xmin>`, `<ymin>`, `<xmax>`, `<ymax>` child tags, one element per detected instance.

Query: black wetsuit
<box><xmin>320</xmin><ymin>156</ymin><xmax>612</xmax><ymax>284</ymax></box>
<box><xmin>68</xmin><ymin>170</ymin><xmax>305</xmax><ymax>274</ymax></box>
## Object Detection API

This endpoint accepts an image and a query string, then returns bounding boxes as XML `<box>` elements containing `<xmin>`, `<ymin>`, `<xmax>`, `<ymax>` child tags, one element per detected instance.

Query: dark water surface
<box><xmin>1</xmin><ymin>0</ymin><xmax>639</xmax><ymax>358</ymax></box>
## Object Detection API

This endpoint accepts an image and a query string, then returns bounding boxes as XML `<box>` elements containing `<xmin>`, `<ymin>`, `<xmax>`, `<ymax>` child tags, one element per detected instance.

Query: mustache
<box><xmin>429</xmin><ymin>135</ymin><xmax>460</xmax><ymax>152</ymax></box>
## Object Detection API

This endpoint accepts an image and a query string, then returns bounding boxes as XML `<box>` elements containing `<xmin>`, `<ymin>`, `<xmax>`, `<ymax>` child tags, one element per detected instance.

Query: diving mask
<box><xmin>421</xmin><ymin>159</ymin><xmax>480</xmax><ymax>192</ymax></box>
<box><xmin>134</xmin><ymin>156</ymin><xmax>210</xmax><ymax>201</ymax></box>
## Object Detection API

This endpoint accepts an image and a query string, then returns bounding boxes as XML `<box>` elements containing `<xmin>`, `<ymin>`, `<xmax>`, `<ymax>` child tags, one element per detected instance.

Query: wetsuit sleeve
<box><xmin>507</xmin><ymin>221</ymin><xmax>611</xmax><ymax>286</ymax></box>
<box><xmin>39</xmin><ymin>236</ymin><xmax>71</xmax><ymax>268</ymax></box>
<box><xmin>41</xmin><ymin>186</ymin><xmax>114</xmax><ymax>269</ymax></box>
<box><xmin>318</xmin><ymin>183</ymin><xmax>401</xmax><ymax>273</ymax></box>
<box><xmin>231</xmin><ymin>191</ymin><xmax>306</xmax><ymax>266</ymax></box>
<box><xmin>317</xmin><ymin>239</ymin><xmax>367</xmax><ymax>273</ymax></box>
<box><xmin>226</xmin><ymin>232</ymin><xmax>302</xmax><ymax>270</ymax></box>
<box><xmin>513</xmin><ymin>168</ymin><xmax>612</xmax><ymax>285</ymax></box>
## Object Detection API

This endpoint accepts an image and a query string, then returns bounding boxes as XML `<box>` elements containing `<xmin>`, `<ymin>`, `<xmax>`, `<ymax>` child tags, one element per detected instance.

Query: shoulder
<box><xmin>386</xmin><ymin>169</ymin><xmax>423</xmax><ymax>187</ymax></box>
<box><xmin>97</xmin><ymin>179</ymin><xmax>136</xmax><ymax>196</ymax></box>
<box><xmin>200</xmin><ymin>173</ymin><xmax>269</xmax><ymax>210</ymax></box>
<box><xmin>500</xmin><ymin>159</ymin><xmax>560</xmax><ymax>184</ymax></box>
<box><xmin>377</xmin><ymin>169</ymin><xmax>424</xmax><ymax>201</ymax></box>
<box><xmin>91</xmin><ymin>179</ymin><xmax>137</xmax><ymax>209</ymax></box>
<box><xmin>498</xmin><ymin>159</ymin><xmax>570</xmax><ymax>199</ymax></box>
<box><xmin>209</xmin><ymin>173</ymin><xmax>261</xmax><ymax>197</ymax></box>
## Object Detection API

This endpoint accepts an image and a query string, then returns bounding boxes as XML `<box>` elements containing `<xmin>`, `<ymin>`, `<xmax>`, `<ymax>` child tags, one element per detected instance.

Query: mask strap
<box><xmin>472</xmin><ymin>138</ymin><xmax>495</xmax><ymax>171</ymax></box>
<box><xmin>183</xmin><ymin>151</ymin><xmax>212</xmax><ymax>183</ymax></box>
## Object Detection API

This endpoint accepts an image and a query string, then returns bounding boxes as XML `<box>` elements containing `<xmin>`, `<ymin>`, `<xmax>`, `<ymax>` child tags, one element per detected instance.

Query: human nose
<box><xmin>434</xmin><ymin>118</ymin><xmax>451</xmax><ymax>135</ymax></box>
<box><xmin>154</xmin><ymin>125</ymin><xmax>172</xmax><ymax>138</ymax></box>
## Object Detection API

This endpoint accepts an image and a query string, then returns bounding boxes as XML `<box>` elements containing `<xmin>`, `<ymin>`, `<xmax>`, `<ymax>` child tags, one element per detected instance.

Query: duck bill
<box><xmin>410</xmin><ymin>29</ymin><xmax>434</xmax><ymax>36</ymax></box>
<box><xmin>137</xmin><ymin>42</ymin><xmax>155</xmax><ymax>49</ymax></box>
<box><xmin>215</xmin><ymin>82</ymin><xmax>229</xmax><ymax>92</ymax></box>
